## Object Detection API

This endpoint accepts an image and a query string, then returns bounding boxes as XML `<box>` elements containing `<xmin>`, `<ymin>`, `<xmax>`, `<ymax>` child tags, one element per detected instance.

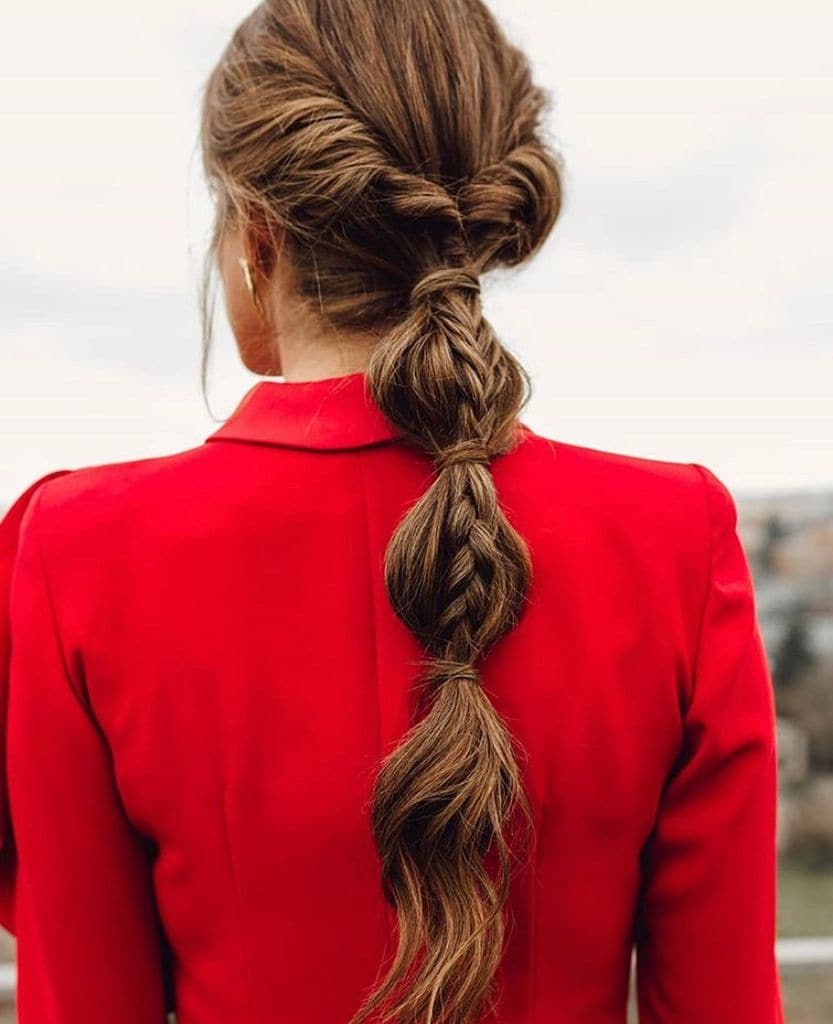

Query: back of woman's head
<box><xmin>199</xmin><ymin>2</ymin><xmax>563</xmax><ymax>1021</ymax></box>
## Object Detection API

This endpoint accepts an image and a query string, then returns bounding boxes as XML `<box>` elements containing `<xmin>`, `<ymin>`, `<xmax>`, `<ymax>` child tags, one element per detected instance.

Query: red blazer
<box><xmin>0</xmin><ymin>370</ymin><xmax>783</xmax><ymax>1023</ymax></box>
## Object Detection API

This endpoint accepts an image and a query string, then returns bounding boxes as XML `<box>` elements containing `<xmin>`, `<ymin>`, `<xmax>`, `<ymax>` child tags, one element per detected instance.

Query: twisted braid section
<box><xmin>206</xmin><ymin>3</ymin><xmax>560</xmax><ymax>318</ymax></box>
<box><xmin>459</xmin><ymin>142</ymin><xmax>564</xmax><ymax>268</ymax></box>
<box><xmin>204</xmin><ymin>7</ymin><xmax>475</xmax><ymax>324</ymax></box>
<box><xmin>381</xmin><ymin>166</ymin><xmax>466</xmax><ymax>233</ymax></box>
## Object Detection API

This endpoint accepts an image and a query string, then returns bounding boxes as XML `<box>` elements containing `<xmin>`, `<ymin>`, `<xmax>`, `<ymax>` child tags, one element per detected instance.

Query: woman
<box><xmin>0</xmin><ymin>1</ymin><xmax>783</xmax><ymax>1022</ymax></box>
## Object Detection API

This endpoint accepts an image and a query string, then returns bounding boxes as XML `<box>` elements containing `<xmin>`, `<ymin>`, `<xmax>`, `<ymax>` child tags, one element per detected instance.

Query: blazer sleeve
<box><xmin>6</xmin><ymin>480</ymin><xmax>169</xmax><ymax>1022</ymax></box>
<box><xmin>0</xmin><ymin>470</ymin><xmax>73</xmax><ymax>932</ymax></box>
<box><xmin>634</xmin><ymin>463</ymin><xmax>784</xmax><ymax>1024</ymax></box>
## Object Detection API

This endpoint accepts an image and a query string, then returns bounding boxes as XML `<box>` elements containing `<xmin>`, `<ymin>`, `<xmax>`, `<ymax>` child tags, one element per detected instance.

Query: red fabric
<box><xmin>0</xmin><ymin>469</ymin><xmax>72</xmax><ymax>930</ymax></box>
<box><xmin>0</xmin><ymin>371</ymin><xmax>783</xmax><ymax>1023</ymax></box>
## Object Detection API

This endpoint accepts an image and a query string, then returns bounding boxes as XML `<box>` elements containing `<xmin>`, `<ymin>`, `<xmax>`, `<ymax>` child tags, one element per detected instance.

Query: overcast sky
<box><xmin>1</xmin><ymin>1</ymin><xmax>830</xmax><ymax>502</ymax></box>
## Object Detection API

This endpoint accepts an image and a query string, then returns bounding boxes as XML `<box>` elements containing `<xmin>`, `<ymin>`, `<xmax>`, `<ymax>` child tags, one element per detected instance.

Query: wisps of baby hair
<box><xmin>199</xmin><ymin>2</ymin><xmax>564</xmax><ymax>1021</ymax></box>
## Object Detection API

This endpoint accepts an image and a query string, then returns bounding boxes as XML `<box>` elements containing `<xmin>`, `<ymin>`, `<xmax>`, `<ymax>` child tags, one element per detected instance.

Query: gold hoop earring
<box><xmin>238</xmin><ymin>256</ymin><xmax>268</xmax><ymax>321</ymax></box>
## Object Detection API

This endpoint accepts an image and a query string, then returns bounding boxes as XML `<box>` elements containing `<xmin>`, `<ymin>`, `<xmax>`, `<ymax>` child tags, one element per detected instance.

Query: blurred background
<box><xmin>0</xmin><ymin>0</ymin><xmax>831</xmax><ymax>1020</ymax></box>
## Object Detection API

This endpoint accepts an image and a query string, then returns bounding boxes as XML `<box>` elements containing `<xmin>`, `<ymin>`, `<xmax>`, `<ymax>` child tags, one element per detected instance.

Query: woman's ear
<box><xmin>218</xmin><ymin>219</ymin><xmax>282</xmax><ymax>377</ymax></box>
<box><xmin>243</xmin><ymin>211</ymin><xmax>282</xmax><ymax>288</ymax></box>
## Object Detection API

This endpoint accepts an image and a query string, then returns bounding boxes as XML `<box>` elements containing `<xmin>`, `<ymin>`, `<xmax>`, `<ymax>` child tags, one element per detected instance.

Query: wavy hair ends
<box><xmin>199</xmin><ymin>2</ymin><xmax>564</xmax><ymax>1022</ymax></box>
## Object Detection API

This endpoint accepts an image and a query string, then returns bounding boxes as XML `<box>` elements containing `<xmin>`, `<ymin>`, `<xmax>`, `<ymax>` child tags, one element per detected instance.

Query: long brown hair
<box><xmin>198</xmin><ymin>2</ymin><xmax>564</xmax><ymax>1021</ymax></box>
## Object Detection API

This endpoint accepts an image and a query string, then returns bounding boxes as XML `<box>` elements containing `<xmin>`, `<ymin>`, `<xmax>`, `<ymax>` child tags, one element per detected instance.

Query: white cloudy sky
<box><xmin>1</xmin><ymin>1</ymin><xmax>831</xmax><ymax>502</ymax></box>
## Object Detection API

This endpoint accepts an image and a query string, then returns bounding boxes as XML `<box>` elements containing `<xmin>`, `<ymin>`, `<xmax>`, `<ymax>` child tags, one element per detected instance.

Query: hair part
<box><xmin>199</xmin><ymin>2</ymin><xmax>564</xmax><ymax>1021</ymax></box>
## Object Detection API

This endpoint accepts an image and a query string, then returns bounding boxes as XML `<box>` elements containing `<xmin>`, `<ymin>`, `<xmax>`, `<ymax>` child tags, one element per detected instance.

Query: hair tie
<box><xmin>434</xmin><ymin>439</ymin><xmax>492</xmax><ymax>471</ymax></box>
<box><xmin>424</xmin><ymin>657</ymin><xmax>482</xmax><ymax>686</ymax></box>
<box><xmin>409</xmin><ymin>266</ymin><xmax>481</xmax><ymax>308</ymax></box>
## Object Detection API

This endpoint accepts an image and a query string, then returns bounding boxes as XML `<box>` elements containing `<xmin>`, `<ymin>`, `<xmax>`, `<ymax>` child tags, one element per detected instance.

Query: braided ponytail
<box><xmin>350</xmin><ymin>261</ymin><xmax>536</xmax><ymax>1024</ymax></box>
<box><xmin>199</xmin><ymin>2</ymin><xmax>564</xmax><ymax>1021</ymax></box>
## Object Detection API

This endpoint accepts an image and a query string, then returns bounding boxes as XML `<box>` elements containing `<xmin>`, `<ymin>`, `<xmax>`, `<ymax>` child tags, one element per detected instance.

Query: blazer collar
<box><xmin>204</xmin><ymin>371</ymin><xmax>404</xmax><ymax>451</ymax></box>
<box><xmin>204</xmin><ymin>369</ymin><xmax>536</xmax><ymax>452</ymax></box>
